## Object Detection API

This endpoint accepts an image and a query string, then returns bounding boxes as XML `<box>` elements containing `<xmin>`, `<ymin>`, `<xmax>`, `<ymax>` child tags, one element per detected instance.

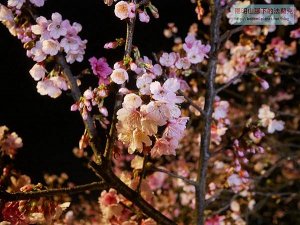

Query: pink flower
<box><xmin>139</xmin><ymin>11</ymin><xmax>150</xmax><ymax>23</ymax></box>
<box><xmin>290</xmin><ymin>28</ymin><xmax>300</xmax><ymax>38</ymax></box>
<box><xmin>47</xmin><ymin>13</ymin><xmax>69</xmax><ymax>39</ymax></box>
<box><xmin>175</xmin><ymin>57</ymin><xmax>191</xmax><ymax>70</ymax></box>
<box><xmin>136</xmin><ymin>73</ymin><xmax>153</xmax><ymax>95</ymax></box>
<box><xmin>89</xmin><ymin>57</ymin><xmax>112</xmax><ymax>84</ymax></box>
<box><xmin>151</xmin><ymin>138</ymin><xmax>176</xmax><ymax>157</ymax></box>
<box><xmin>111</xmin><ymin>68</ymin><xmax>129</xmax><ymax>84</ymax></box>
<box><xmin>213</xmin><ymin>100</ymin><xmax>229</xmax><ymax>120</ymax></box>
<box><xmin>29</xmin><ymin>0</ymin><xmax>45</xmax><ymax>7</ymax></box>
<box><xmin>31</xmin><ymin>16</ymin><xmax>51</xmax><ymax>40</ymax></box>
<box><xmin>159</xmin><ymin>52</ymin><xmax>177</xmax><ymax>67</ymax></box>
<box><xmin>30</xmin><ymin>41</ymin><xmax>47</xmax><ymax>62</ymax></box>
<box><xmin>99</xmin><ymin>189</ymin><xmax>119</xmax><ymax>207</ymax></box>
<box><xmin>267</xmin><ymin>119</ymin><xmax>284</xmax><ymax>134</ymax></box>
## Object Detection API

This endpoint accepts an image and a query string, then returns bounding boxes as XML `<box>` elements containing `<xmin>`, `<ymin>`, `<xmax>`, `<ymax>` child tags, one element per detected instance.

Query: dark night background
<box><xmin>0</xmin><ymin>0</ymin><xmax>197</xmax><ymax>184</ymax></box>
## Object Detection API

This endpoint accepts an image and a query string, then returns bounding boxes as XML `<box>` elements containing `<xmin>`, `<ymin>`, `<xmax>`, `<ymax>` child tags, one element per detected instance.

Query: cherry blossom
<box><xmin>89</xmin><ymin>57</ymin><xmax>112</xmax><ymax>85</ymax></box>
<box><xmin>111</xmin><ymin>68</ymin><xmax>129</xmax><ymax>84</ymax></box>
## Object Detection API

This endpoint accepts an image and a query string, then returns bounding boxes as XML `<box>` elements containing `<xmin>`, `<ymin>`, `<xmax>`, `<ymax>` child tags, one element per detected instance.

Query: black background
<box><xmin>0</xmin><ymin>0</ymin><xmax>197</xmax><ymax>184</ymax></box>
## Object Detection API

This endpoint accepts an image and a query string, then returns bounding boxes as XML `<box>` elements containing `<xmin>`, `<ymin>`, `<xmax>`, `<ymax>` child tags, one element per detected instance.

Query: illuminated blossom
<box><xmin>159</xmin><ymin>52</ymin><xmax>177</xmax><ymax>67</ymax></box>
<box><xmin>29</xmin><ymin>63</ymin><xmax>46</xmax><ymax>81</ymax></box>
<box><xmin>111</xmin><ymin>68</ymin><xmax>129</xmax><ymax>84</ymax></box>
<box><xmin>114</xmin><ymin>1</ymin><xmax>135</xmax><ymax>20</ymax></box>
<box><xmin>47</xmin><ymin>13</ymin><xmax>69</xmax><ymax>39</ymax></box>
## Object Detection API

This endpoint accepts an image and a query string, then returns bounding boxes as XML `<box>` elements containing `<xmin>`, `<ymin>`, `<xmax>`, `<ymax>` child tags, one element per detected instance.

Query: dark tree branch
<box><xmin>149</xmin><ymin>166</ymin><xmax>198</xmax><ymax>186</ymax></box>
<box><xmin>56</xmin><ymin>54</ymin><xmax>103</xmax><ymax>164</ymax></box>
<box><xmin>219</xmin><ymin>25</ymin><xmax>245</xmax><ymax>44</ymax></box>
<box><xmin>0</xmin><ymin>182</ymin><xmax>108</xmax><ymax>201</ymax></box>
<box><xmin>195</xmin><ymin>0</ymin><xmax>222</xmax><ymax>224</ymax></box>
<box><xmin>178</xmin><ymin>90</ymin><xmax>205</xmax><ymax>116</ymax></box>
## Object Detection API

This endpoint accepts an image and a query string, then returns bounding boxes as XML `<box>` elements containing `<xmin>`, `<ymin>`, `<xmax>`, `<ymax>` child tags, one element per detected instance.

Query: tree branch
<box><xmin>90</xmin><ymin>162</ymin><xmax>177</xmax><ymax>225</ymax></box>
<box><xmin>178</xmin><ymin>90</ymin><xmax>205</xmax><ymax>116</ymax></box>
<box><xmin>149</xmin><ymin>166</ymin><xmax>198</xmax><ymax>186</ymax></box>
<box><xmin>56</xmin><ymin>54</ymin><xmax>103</xmax><ymax>164</ymax></box>
<box><xmin>195</xmin><ymin>0</ymin><xmax>222</xmax><ymax>224</ymax></box>
<box><xmin>219</xmin><ymin>25</ymin><xmax>244</xmax><ymax>44</ymax></box>
<box><xmin>0</xmin><ymin>182</ymin><xmax>108</xmax><ymax>201</ymax></box>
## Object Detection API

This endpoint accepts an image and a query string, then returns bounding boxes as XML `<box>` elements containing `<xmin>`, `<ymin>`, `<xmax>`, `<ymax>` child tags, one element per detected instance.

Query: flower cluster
<box><xmin>29</xmin><ymin>12</ymin><xmax>87</xmax><ymax>64</ymax></box>
<box><xmin>0</xmin><ymin>126</ymin><xmax>23</xmax><ymax>158</ymax></box>
<box><xmin>99</xmin><ymin>187</ymin><xmax>156</xmax><ymax>224</ymax></box>
<box><xmin>216</xmin><ymin>42</ymin><xmax>258</xmax><ymax>84</ymax></box>
<box><xmin>1</xmin><ymin>2</ymin><xmax>87</xmax><ymax>99</ymax></box>
<box><xmin>159</xmin><ymin>34</ymin><xmax>210</xmax><ymax>70</ymax></box>
<box><xmin>116</xmin><ymin>78</ymin><xmax>188</xmax><ymax>158</ymax></box>
<box><xmin>258</xmin><ymin>105</ymin><xmax>284</xmax><ymax>133</ymax></box>
<box><xmin>2</xmin><ymin>184</ymin><xmax>70</xmax><ymax>225</ymax></box>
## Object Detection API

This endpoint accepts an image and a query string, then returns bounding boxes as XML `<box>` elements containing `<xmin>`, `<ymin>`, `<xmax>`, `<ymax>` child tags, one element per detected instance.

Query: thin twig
<box><xmin>149</xmin><ymin>166</ymin><xmax>198</xmax><ymax>186</ymax></box>
<box><xmin>219</xmin><ymin>25</ymin><xmax>245</xmax><ymax>44</ymax></box>
<box><xmin>0</xmin><ymin>182</ymin><xmax>108</xmax><ymax>201</ymax></box>
<box><xmin>137</xmin><ymin>156</ymin><xmax>148</xmax><ymax>193</ymax></box>
<box><xmin>178</xmin><ymin>90</ymin><xmax>205</xmax><ymax>116</ymax></box>
<box><xmin>56</xmin><ymin>54</ymin><xmax>103</xmax><ymax>164</ymax></box>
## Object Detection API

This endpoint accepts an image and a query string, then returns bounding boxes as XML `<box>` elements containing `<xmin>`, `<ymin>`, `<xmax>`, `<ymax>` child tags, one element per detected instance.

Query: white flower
<box><xmin>7</xmin><ymin>0</ymin><xmax>25</xmax><ymax>9</ymax></box>
<box><xmin>114</xmin><ymin>1</ymin><xmax>130</xmax><ymax>20</ymax></box>
<box><xmin>136</xmin><ymin>73</ymin><xmax>153</xmax><ymax>95</ymax></box>
<box><xmin>267</xmin><ymin>119</ymin><xmax>284</xmax><ymax>133</ymax></box>
<box><xmin>123</xmin><ymin>93</ymin><xmax>142</xmax><ymax>109</ymax></box>
<box><xmin>37</xmin><ymin>79</ymin><xmax>62</xmax><ymax>98</ymax></box>
<box><xmin>29</xmin><ymin>64</ymin><xmax>46</xmax><ymax>81</ymax></box>
<box><xmin>111</xmin><ymin>68</ymin><xmax>129</xmax><ymax>84</ymax></box>
<box><xmin>30</xmin><ymin>41</ymin><xmax>47</xmax><ymax>62</ymax></box>
<box><xmin>29</xmin><ymin>0</ymin><xmax>45</xmax><ymax>7</ymax></box>
<box><xmin>258</xmin><ymin>105</ymin><xmax>275</xmax><ymax>127</ymax></box>
<box><xmin>213</xmin><ymin>101</ymin><xmax>229</xmax><ymax>120</ymax></box>
<box><xmin>42</xmin><ymin>39</ymin><xmax>61</xmax><ymax>56</ymax></box>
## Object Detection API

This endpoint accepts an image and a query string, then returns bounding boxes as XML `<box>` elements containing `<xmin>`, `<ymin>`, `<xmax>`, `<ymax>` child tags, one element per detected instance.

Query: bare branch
<box><xmin>219</xmin><ymin>25</ymin><xmax>245</xmax><ymax>44</ymax></box>
<box><xmin>215</xmin><ymin>72</ymin><xmax>244</xmax><ymax>94</ymax></box>
<box><xmin>0</xmin><ymin>182</ymin><xmax>108</xmax><ymax>201</ymax></box>
<box><xmin>149</xmin><ymin>166</ymin><xmax>198</xmax><ymax>186</ymax></box>
<box><xmin>56</xmin><ymin>54</ymin><xmax>103</xmax><ymax>164</ymax></box>
<box><xmin>178</xmin><ymin>90</ymin><xmax>205</xmax><ymax>116</ymax></box>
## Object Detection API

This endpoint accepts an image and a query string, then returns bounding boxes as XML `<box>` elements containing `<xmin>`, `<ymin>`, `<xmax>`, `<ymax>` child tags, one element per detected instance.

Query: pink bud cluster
<box><xmin>71</xmin><ymin>86</ymin><xmax>110</xmax><ymax>128</ymax></box>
